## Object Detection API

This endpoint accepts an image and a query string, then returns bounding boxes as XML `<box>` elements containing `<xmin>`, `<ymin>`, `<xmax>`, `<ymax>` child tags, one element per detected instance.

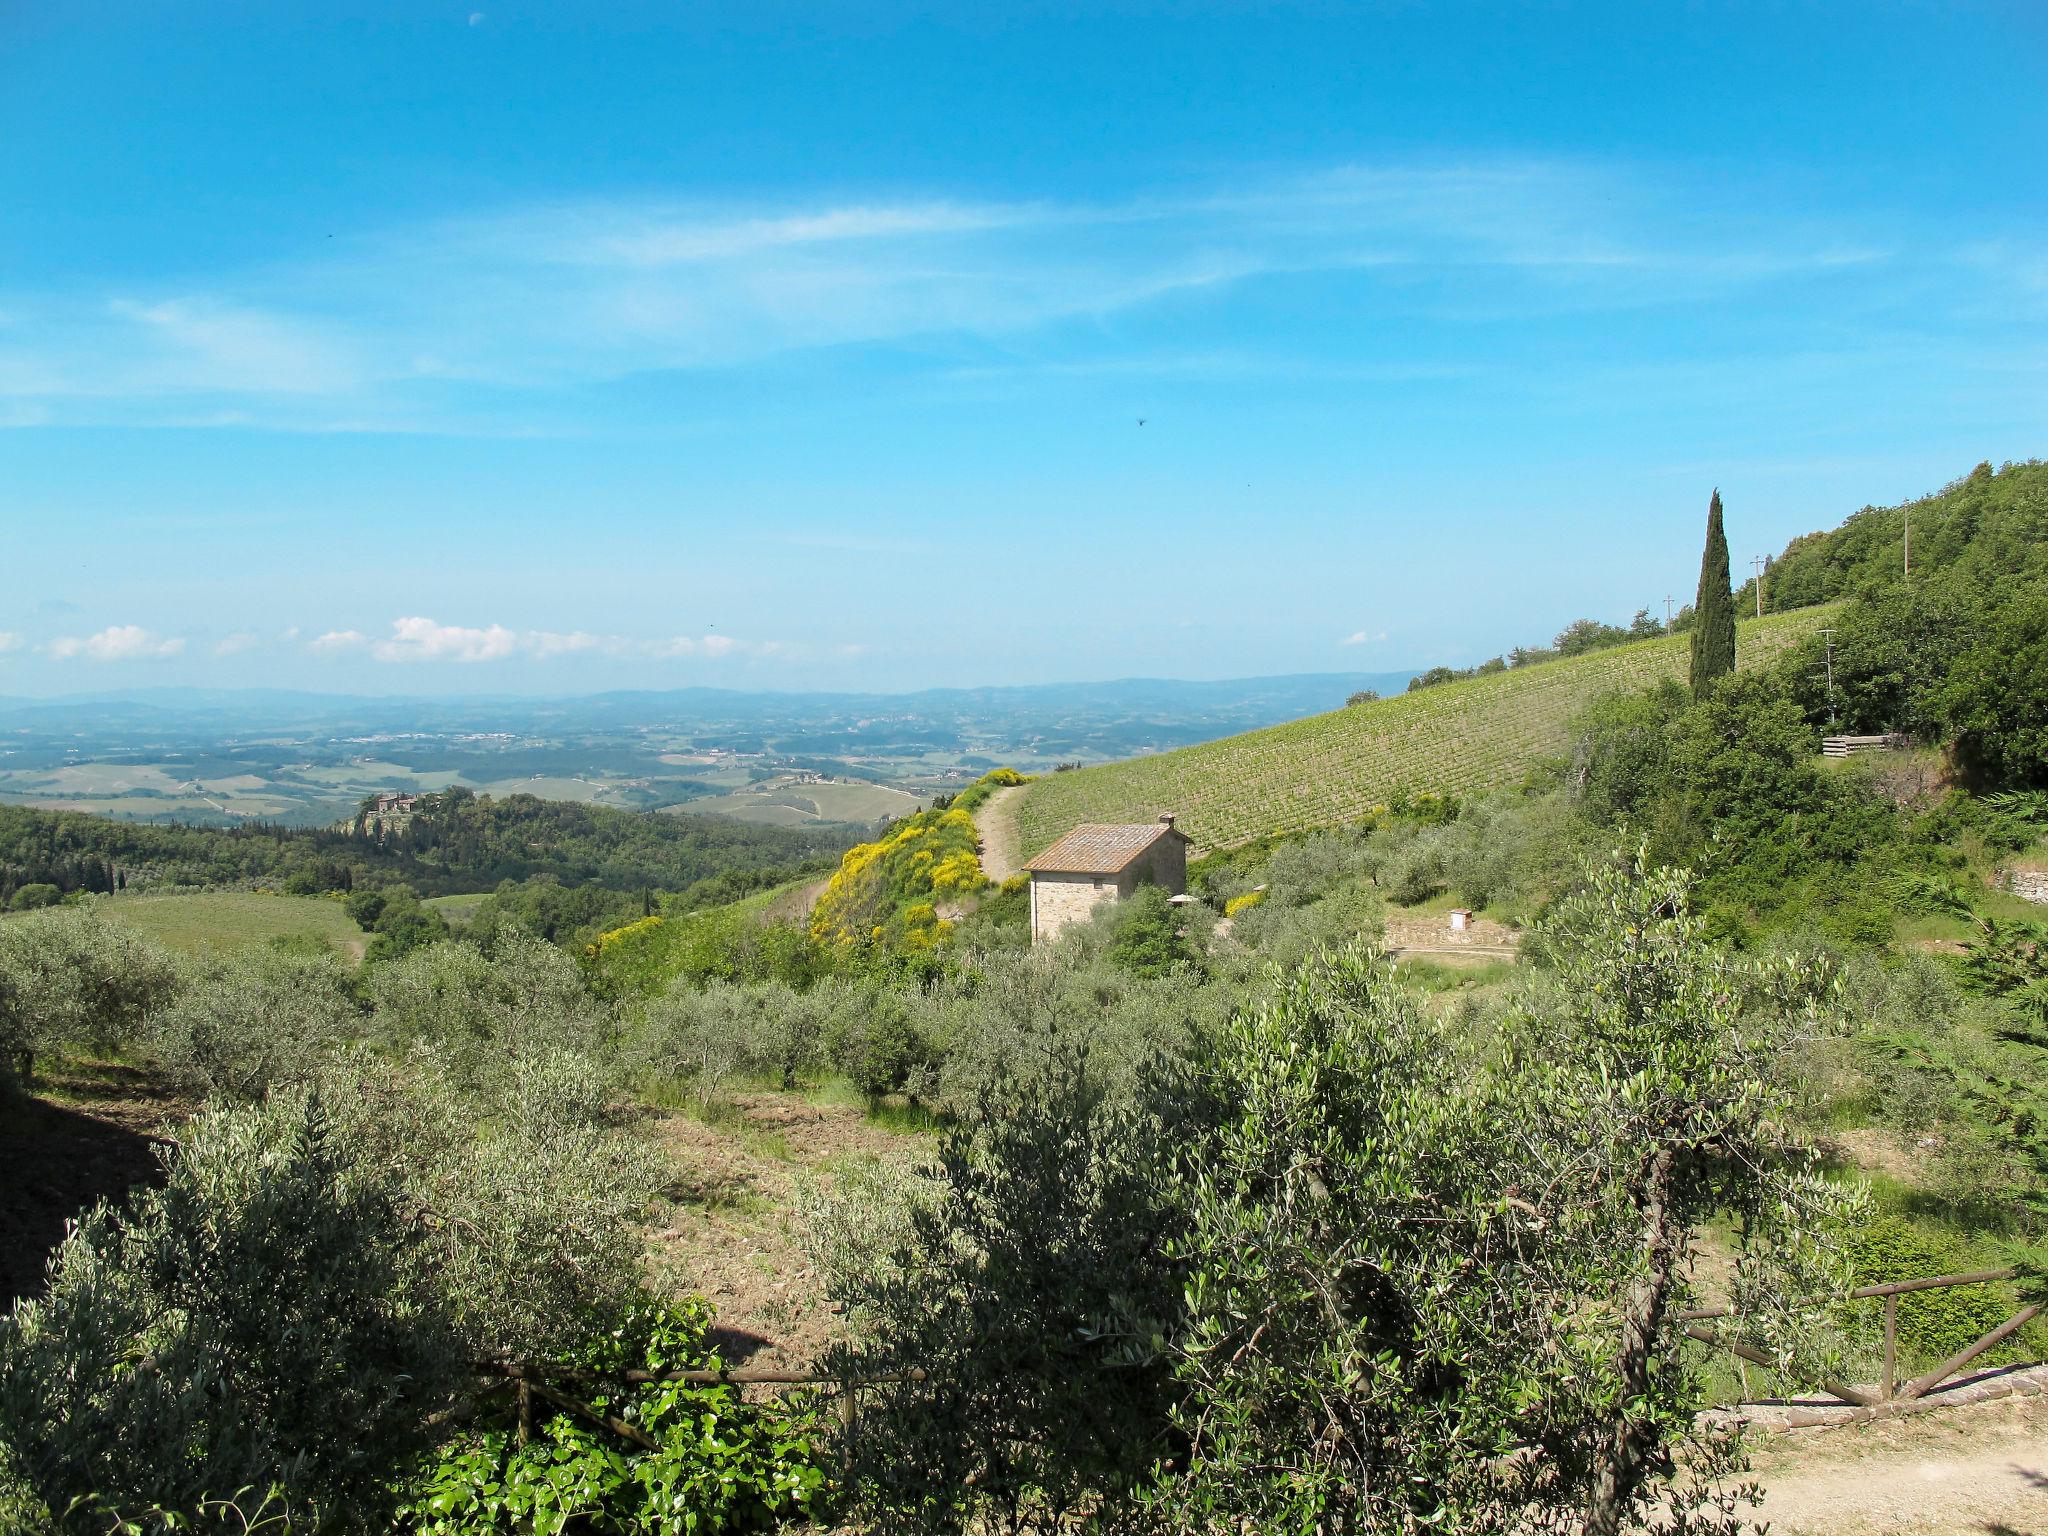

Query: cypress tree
<box><xmin>1689</xmin><ymin>488</ymin><xmax>1736</xmax><ymax>696</ymax></box>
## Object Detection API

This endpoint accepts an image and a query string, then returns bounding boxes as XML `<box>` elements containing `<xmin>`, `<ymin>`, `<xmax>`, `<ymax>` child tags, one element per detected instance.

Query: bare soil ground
<box><xmin>641</xmin><ymin>1091</ymin><xmax>925</xmax><ymax>1371</ymax></box>
<box><xmin>1743</xmin><ymin>1390</ymin><xmax>2048</xmax><ymax>1534</ymax></box>
<box><xmin>1382</xmin><ymin>908</ymin><xmax>1520</xmax><ymax>959</ymax></box>
<box><xmin>973</xmin><ymin>784</ymin><xmax>1027</xmax><ymax>883</ymax></box>
<box><xmin>0</xmin><ymin>1059</ymin><xmax>195</xmax><ymax>1304</ymax></box>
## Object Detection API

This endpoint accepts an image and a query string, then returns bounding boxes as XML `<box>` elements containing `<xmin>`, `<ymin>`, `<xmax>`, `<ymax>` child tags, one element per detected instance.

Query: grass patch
<box><xmin>86</xmin><ymin>890</ymin><xmax>364</xmax><ymax>962</ymax></box>
<box><xmin>1014</xmin><ymin>609</ymin><xmax>1833</xmax><ymax>855</ymax></box>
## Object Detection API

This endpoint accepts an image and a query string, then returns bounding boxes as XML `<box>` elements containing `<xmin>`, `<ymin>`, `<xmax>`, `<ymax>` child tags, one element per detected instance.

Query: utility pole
<box><xmin>1664</xmin><ymin>594</ymin><xmax>1674</xmax><ymax>630</ymax></box>
<box><xmin>1904</xmin><ymin>508</ymin><xmax>1911</xmax><ymax>578</ymax></box>
<box><xmin>1751</xmin><ymin>556</ymin><xmax>1767</xmax><ymax>619</ymax></box>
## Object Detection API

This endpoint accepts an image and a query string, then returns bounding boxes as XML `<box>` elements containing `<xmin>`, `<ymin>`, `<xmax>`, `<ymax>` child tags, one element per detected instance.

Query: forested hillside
<box><xmin>1741</xmin><ymin>458</ymin><xmax>2048</xmax><ymax>612</ymax></box>
<box><xmin>0</xmin><ymin>787</ymin><xmax>851</xmax><ymax>907</ymax></box>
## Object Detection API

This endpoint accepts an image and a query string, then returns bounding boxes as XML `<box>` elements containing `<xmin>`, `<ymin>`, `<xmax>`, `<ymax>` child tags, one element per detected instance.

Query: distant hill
<box><xmin>1012</xmin><ymin>610</ymin><xmax>1830</xmax><ymax>856</ymax></box>
<box><xmin>1740</xmin><ymin>459</ymin><xmax>2048</xmax><ymax>613</ymax></box>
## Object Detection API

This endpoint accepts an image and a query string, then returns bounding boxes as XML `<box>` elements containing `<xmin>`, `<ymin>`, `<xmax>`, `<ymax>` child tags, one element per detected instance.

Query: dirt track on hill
<box><xmin>973</xmin><ymin>784</ymin><xmax>1026</xmax><ymax>882</ymax></box>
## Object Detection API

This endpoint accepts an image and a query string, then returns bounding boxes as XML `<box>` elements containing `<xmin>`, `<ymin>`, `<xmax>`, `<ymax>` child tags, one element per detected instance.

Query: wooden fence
<box><xmin>1821</xmin><ymin>733</ymin><xmax>1909</xmax><ymax>758</ymax></box>
<box><xmin>481</xmin><ymin>1270</ymin><xmax>2041</xmax><ymax>1451</ymax></box>
<box><xmin>1680</xmin><ymin>1267</ymin><xmax>2042</xmax><ymax>1407</ymax></box>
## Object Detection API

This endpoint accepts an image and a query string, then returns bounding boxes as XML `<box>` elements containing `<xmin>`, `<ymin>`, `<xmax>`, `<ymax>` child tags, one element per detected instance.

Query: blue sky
<box><xmin>3</xmin><ymin>1</ymin><xmax>2043</xmax><ymax>695</ymax></box>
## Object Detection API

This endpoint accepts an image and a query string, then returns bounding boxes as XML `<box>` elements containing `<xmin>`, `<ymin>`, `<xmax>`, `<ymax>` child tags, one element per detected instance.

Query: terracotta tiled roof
<box><xmin>1024</xmin><ymin>821</ymin><xmax>1186</xmax><ymax>875</ymax></box>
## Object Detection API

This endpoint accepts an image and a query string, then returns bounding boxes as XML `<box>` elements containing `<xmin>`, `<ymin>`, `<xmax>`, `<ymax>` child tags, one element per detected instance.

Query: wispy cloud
<box><xmin>1340</xmin><ymin>630</ymin><xmax>1387</xmax><ymax>646</ymax></box>
<box><xmin>0</xmin><ymin>156</ymin><xmax>1992</xmax><ymax>432</ymax></box>
<box><xmin>213</xmin><ymin>631</ymin><xmax>262</xmax><ymax>656</ymax></box>
<box><xmin>0</xmin><ymin>631</ymin><xmax>22</xmax><ymax>655</ymax></box>
<box><xmin>46</xmin><ymin>625</ymin><xmax>185</xmax><ymax>661</ymax></box>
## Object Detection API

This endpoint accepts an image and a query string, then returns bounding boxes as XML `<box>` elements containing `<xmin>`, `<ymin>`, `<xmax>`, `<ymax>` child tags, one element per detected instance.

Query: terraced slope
<box><xmin>1014</xmin><ymin>609</ymin><xmax>1833</xmax><ymax>856</ymax></box>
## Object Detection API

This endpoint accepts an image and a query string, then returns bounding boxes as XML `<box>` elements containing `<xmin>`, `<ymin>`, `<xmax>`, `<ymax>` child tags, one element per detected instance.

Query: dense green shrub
<box><xmin>815</xmin><ymin>1029</ymin><xmax>1187</xmax><ymax>1533</ymax></box>
<box><xmin>0</xmin><ymin>1092</ymin><xmax>461</xmax><ymax>1531</ymax></box>
<box><xmin>152</xmin><ymin>946</ymin><xmax>363</xmax><ymax>1102</ymax></box>
<box><xmin>407</xmin><ymin>1299</ymin><xmax>829</xmax><ymax>1536</ymax></box>
<box><xmin>628</xmin><ymin>977</ymin><xmax>828</xmax><ymax>1095</ymax></box>
<box><xmin>367</xmin><ymin>933</ymin><xmax>614</xmax><ymax>1093</ymax></box>
<box><xmin>1105</xmin><ymin>884</ymin><xmax>1201</xmax><ymax>979</ymax></box>
<box><xmin>1841</xmin><ymin>1216</ymin><xmax>2015</xmax><ymax>1364</ymax></box>
<box><xmin>0</xmin><ymin>904</ymin><xmax>183</xmax><ymax>1088</ymax></box>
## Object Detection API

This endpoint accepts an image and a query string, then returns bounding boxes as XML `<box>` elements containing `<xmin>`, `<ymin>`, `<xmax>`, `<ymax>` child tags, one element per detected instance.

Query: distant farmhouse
<box><xmin>1025</xmin><ymin>814</ymin><xmax>1191</xmax><ymax>944</ymax></box>
<box><xmin>370</xmin><ymin>792</ymin><xmax>420</xmax><ymax>816</ymax></box>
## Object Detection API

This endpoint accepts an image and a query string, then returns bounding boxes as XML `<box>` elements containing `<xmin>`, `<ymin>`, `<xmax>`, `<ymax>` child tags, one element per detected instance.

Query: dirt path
<box><xmin>643</xmin><ymin>1092</ymin><xmax>923</xmax><ymax>1371</ymax></box>
<box><xmin>973</xmin><ymin>784</ymin><xmax>1027</xmax><ymax>882</ymax></box>
<box><xmin>1743</xmin><ymin>1391</ymin><xmax>2048</xmax><ymax>1533</ymax></box>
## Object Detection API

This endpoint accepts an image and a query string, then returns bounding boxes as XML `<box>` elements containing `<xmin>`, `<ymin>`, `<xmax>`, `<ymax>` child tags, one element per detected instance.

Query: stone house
<box><xmin>1025</xmin><ymin>815</ymin><xmax>1192</xmax><ymax>944</ymax></box>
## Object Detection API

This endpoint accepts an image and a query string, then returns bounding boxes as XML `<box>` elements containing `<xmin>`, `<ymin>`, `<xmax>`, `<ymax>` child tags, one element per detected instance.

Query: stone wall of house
<box><xmin>2005</xmin><ymin>868</ymin><xmax>2048</xmax><ymax>906</ymax></box>
<box><xmin>1136</xmin><ymin>836</ymin><xmax>1188</xmax><ymax>894</ymax></box>
<box><xmin>1031</xmin><ymin>871</ymin><xmax>1119</xmax><ymax>943</ymax></box>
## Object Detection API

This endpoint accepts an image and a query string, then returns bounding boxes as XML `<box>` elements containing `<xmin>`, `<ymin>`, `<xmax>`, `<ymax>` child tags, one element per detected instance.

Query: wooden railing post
<box><xmin>1882</xmin><ymin>1294</ymin><xmax>1897</xmax><ymax>1401</ymax></box>
<box><xmin>515</xmin><ymin>1366</ymin><xmax>532</xmax><ymax>1448</ymax></box>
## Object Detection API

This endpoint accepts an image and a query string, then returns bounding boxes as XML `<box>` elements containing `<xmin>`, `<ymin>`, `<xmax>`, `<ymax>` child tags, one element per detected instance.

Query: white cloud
<box><xmin>525</xmin><ymin>629</ymin><xmax>613</xmax><ymax>659</ymax></box>
<box><xmin>0</xmin><ymin>631</ymin><xmax>20</xmax><ymax>654</ymax></box>
<box><xmin>371</xmin><ymin>616</ymin><xmax>517</xmax><ymax>663</ymax></box>
<box><xmin>213</xmin><ymin>631</ymin><xmax>262</xmax><ymax>656</ymax></box>
<box><xmin>1341</xmin><ymin>630</ymin><xmax>1387</xmax><ymax>646</ymax></box>
<box><xmin>46</xmin><ymin>624</ymin><xmax>185</xmax><ymax>661</ymax></box>
<box><xmin>309</xmin><ymin>629</ymin><xmax>367</xmax><ymax>653</ymax></box>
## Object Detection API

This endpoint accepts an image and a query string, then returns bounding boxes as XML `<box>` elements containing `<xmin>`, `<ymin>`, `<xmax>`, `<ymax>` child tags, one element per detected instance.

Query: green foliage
<box><xmin>361</xmin><ymin>886</ymin><xmax>454</xmax><ymax>963</ymax></box>
<box><xmin>583</xmin><ymin>893</ymin><xmax>825</xmax><ymax>1000</ymax></box>
<box><xmin>151</xmin><ymin>946</ymin><xmax>363</xmax><ymax>1102</ymax></box>
<box><xmin>1841</xmin><ymin>1217</ymin><xmax>2015</xmax><ymax>1363</ymax></box>
<box><xmin>7</xmin><ymin>883</ymin><xmax>60</xmax><ymax>911</ymax></box>
<box><xmin>628</xmin><ymin>977</ymin><xmax>828</xmax><ymax>1096</ymax></box>
<box><xmin>366</xmin><ymin>933</ymin><xmax>614</xmax><ymax>1095</ymax></box>
<box><xmin>819</xmin><ymin>854</ymin><xmax>1849</xmax><ymax>1535</ymax></box>
<box><xmin>1105</xmin><ymin>884</ymin><xmax>1199</xmax><ymax>979</ymax></box>
<box><xmin>1014</xmin><ymin>609</ymin><xmax>1824</xmax><ymax>855</ymax></box>
<box><xmin>1745</xmin><ymin>458</ymin><xmax>2048</xmax><ymax>613</ymax></box>
<box><xmin>0</xmin><ymin>903</ymin><xmax>184</xmax><ymax>1088</ymax></box>
<box><xmin>815</xmin><ymin>1032</ymin><xmax>1185</xmax><ymax>1534</ymax></box>
<box><xmin>0</xmin><ymin>1092</ymin><xmax>461</xmax><ymax>1532</ymax></box>
<box><xmin>1691</xmin><ymin>489</ymin><xmax>1737</xmax><ymax>696</ymax></box>
<box><xmin>0</xmin><ymin>788</ymin><xmax>845</xmax><ymax>906</ymax></box>
<box><xmin>406</xmin><ymin>1300</ymin><xmax>829</xmax><ymax>1536</ymax></box>
<box><xmin>1939</xmin><ymin>584</ymin><xmax>2048</xmax><ymax>789</ymax></box>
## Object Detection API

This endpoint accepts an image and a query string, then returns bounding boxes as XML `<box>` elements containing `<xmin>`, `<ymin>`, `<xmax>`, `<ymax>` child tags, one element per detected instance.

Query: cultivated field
<box><xmin>671</xmin><ymin>774</ymin><xmax>923</xmax><ymax>828</ymax></box>
<box><xmin>83</xmin><ymin>891</ymin><xmax>365</xmax><ymax>961</ymax></box>
<box><xmin>1014</xmin><ymin>610</ymin><xmax>1834</xmax><ymax>856</ymax></box>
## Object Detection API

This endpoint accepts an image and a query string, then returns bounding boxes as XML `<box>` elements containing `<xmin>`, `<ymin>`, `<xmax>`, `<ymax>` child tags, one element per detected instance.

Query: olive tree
<box><xmin>151</xmin><ymin>946</ymin><xmax>362</xmax><ymax>1102</ymax></box>
<box><xmin>0</xmin><ymin>1091</ymin><xmax>460</xmax><ymax>1532</ymax></box>
<box><xmin>821</xmin><ymin>851</ymin><xmax>1848</xmax><ymax>1535</ymax></box>
<box><xmin>0</xmin><ymin>905</ymin><xmax>183</xmax><ymax>1090</ymax></box>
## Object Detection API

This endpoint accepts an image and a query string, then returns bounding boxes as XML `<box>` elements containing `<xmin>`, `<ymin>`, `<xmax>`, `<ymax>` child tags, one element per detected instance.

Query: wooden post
<box><xmin>1897</xmin><ymin>1304</ymin><xmax>2043</xmax><ymax>1402</ymax></box>
<box><xmin>1882</xmin><ymin>1295</ymin><xmax>1897</xmax><ymax>1400</ymax></box>
<box><xmin>516</xmin><ymin>1369</ymin><xmax>532</xmax><ymax>1448</ymax></box>
<box><xmin>838</xmin><ymin>1383</ymin><xmax>858</xmax><ymax>1450</ymax></box>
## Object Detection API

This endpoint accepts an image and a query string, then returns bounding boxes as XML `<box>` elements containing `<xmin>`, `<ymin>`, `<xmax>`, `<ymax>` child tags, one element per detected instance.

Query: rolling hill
<box><xmin>1012</xmin><ymin>608</ymin><xmax>1833</xmax><ymax>856</ymax></box>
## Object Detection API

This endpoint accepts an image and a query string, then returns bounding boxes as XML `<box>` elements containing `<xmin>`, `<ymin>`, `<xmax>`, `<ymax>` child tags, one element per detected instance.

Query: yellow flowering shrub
<box><xmin>810</xmin><ymin>805</ymin><xmax>987</xmax><ymax>953</ymax></box>
<box><xmin>1224</xmin><ymin>890</ymin><xmax>1267</xmax><ymax>918</ymax></box>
